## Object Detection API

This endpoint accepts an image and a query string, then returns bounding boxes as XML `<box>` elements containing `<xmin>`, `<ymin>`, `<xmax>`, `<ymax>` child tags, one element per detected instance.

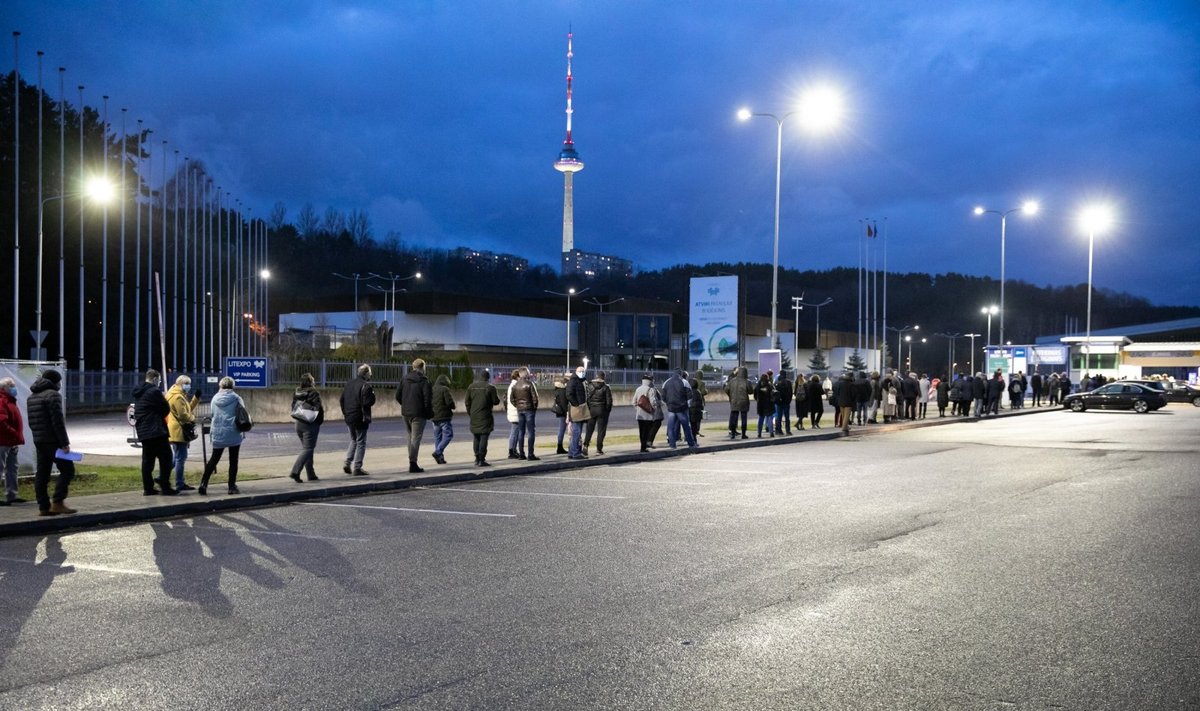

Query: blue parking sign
<box><xmin>225</xmin><ymin>356</ymin><xmax>269</xmax><ymax>388</ymax></box>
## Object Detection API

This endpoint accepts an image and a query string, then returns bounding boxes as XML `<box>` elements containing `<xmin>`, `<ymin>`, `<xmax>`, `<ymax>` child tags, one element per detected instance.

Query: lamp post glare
<box><xmin>973</xmin><ymin>200</ymin><xmax>1039</xmax><ymax>359</ymax></box>
<box><xmin>546</xmin><ymin>287</ymin><xmax>589</xmax><ymax>371</ymax></box>
<box><xmin>963</xmin><ymin>333</ymin><xmax>981</xmax><ymax>374</ymax></box>
<box><xmin>1079</xmin><ymin>204</ymin><xmax>1114</xmax><ymax>373</ymax></box>
<box><xmin>980</xmin><ymin>305</ymin><xmax>998</xmax><ymax>348</ymax></box>
<box><xmin>737</xmin><ymin>84</ymin><xmax>843</xmax><ymax>352</ymax></box>
<box><xmin>36</xmin><ymin>176</ymin><xmax>115</xmax><ymax>359</ymax></box>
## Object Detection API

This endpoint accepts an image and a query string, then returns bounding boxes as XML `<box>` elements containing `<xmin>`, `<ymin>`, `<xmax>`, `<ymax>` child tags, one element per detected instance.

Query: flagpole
<box><xmin>882</xmin><ymin>218</ymin><xmax>889</xmax><ymax>369</ymax></box>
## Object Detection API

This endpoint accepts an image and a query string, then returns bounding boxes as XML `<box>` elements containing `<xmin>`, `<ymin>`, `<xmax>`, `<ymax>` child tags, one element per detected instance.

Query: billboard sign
<box><xmin>225</xmin><ymin>356</ymin><xmax>269</xmax><ymax>388</ymax></box>
<box><xmin>688</xmin><ymin>276</ymin><xmax>739</xmax><ymax>361</ymax></box>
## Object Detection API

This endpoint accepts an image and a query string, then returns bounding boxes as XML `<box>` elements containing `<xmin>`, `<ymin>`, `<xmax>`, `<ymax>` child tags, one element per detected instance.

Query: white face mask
<box><xmin>576</xmin><ymin>369</ymin><xmax>585</xmax><ymax>379</ymax></box>
<box><xmin>183</xmin><ymin>384</ymin><xmax>192</xmax><ymax>392</ymax></box>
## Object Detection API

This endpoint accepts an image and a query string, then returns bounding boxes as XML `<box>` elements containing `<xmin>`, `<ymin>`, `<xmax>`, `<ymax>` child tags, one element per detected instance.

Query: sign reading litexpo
<box><xmin>225</xmin><ymin>357</ymin><xmax>269</xmax><ymax>388</ymax></box>
<box><xmin>688</xmin><ymin>276</ymin><xmax>739</xmax><ymax>361</ymax></box>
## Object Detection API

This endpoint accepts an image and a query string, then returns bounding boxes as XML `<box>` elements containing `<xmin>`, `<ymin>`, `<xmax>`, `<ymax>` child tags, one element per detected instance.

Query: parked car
<box><xmin>1062</xmin><ymin>382</ymin><xmax>1167</xmax><ymax>413</ymax></box>
<box><xmin>1157</xmin><ymin>381</ymin><xmax>1200</xmax><ymax>406</ymax></box>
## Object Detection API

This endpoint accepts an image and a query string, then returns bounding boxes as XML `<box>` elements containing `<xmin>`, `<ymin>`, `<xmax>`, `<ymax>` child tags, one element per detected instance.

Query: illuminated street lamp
<box><xmin>886</xmin><ymin>324</ymin><xmax>918</xmax><ymax>371</ymax></box>
<box><xmin>973</xmin><ymin>200</ymin><xmax>1038</xmax><ymax>352</ymax></box>
<box><xmin>905</xmin><ymin>335</ymin><xmax>927</xmax><ymax>372</ymax></box>
<box><xmin>738</xmin><ymin>85</ymin><xmax>844</xmax><ymax>350</ymax></box>
<box><xmin>980</xmin><ymin>305</ymin><xmax>999</xmax><ymax>349</ymax></box>
<box><xmin>545</xmin><ymin>287</ymin><xmax>590</xmax><ymax>371</ymax></box>
<box><xmin>1079</xmin><ymin>204</ymin><xmax>1114</xmax><ymax>372</ymax></box>
<box><xmin>368</xmin><ymin>271</ymin><xmax>422</xmax><ymax>328</ymax></box>
<box><xmin>36</xmin><ymin>176</ymin><xmax>114</xmax><ymax>359</ymax></box>
<box><xmin>964</xmin><ymin>333</ymin><xmax>982</xmax><ymax>374</ymax></box>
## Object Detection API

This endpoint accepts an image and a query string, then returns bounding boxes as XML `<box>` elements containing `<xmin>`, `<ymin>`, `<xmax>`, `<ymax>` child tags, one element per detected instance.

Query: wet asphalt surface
<box><xmin>0</xmin><ymin>406</ymin><xmax>1197</xmax><ymax>710</ymax></box>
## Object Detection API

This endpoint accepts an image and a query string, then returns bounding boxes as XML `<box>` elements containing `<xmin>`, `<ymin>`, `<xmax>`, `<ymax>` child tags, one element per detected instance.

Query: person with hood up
<box><xmin>583</xmin><ymin>371</ymin><xmax>613</xmax><ymax>455</ymax></box>
<box><xmin>805</xmin><ymin>374</ymin><xmax>825</xmax><ymax>429</ymax></box>
<box><xmin>27</xmin><ymin>369</ymin><xmax>77</xmax><ymax>516</ymax></box>
<box><xmin>552</xmin><ymin>375</ymin><xmax>569</xmax><ymax>454</ymax></box>
<box><xmin>725</xmin><ymin>367</ymin><xmax>751</xmax><ymax>439</ymax></box>
<box><xmin>754</xmin><ymin>372</ymin><xmax>775</xmax><ymax>438</ymax></box>
<box><xmin>289</xmin><ymin>372</ymin><xmax>325</xmax><ymax>482</ymax></box>
<box><xmin>0</xmin><ymin>377</ymin><xmax>27</xmax><ymax>506</ymax></box>
<box><xmin>133</xmin><ymin>369</ymin><xmax>178</xmax><ymax>496</ymax></box>
<box><xmin>199</xmin><ymin>376</ymin><xmax>247</xmax><ymax>495</ymax></box>
<box><xmin>430</xmin><ymin>373</ymin><xmax>456</xmax><ymax>465</ymax></box>
<box><xmin>340</xmin><ymin>364</ymin><xmax>375</xmax><ymax>476</ymax></box>
<box><xmin>510</xmin><ymin>368</ymin><xmax>539</xmax><ymax>461</ymax></box>
<box><xmin>397</xmin><ymin>358</ymin><xmax>434</xmax><ymax>473</ymax></box>
<box><xmin>633</xmin><ymin>374</ymin><xmax>661</xmax><ymax>453</ymax></box>
<box><xmin>166</xmin><ymin>374</ymin><xmax>200</xmax><ymax>491</ymax></box>
<box><xmin>465</xmin><ymin>368</ymin><xmax>501</xmax><ymax>467</ymax></box>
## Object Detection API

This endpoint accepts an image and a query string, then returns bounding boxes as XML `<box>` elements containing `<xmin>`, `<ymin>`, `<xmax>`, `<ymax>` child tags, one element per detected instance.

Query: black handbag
<box><xmin>235</xmin><ymin>403</ymin><xmax>254</xmax><ymax>432</ymax></box>
<box><xmin>181</xmin><ymin>422</ymin><xmax>199</xmax><ymax>441</ymax></box>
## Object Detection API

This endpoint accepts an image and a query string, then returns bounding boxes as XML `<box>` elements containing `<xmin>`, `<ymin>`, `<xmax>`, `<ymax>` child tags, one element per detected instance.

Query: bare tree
<box><xmin>269</xmin><ymin>201</ymin><xmax>287</xmax><ymax>231</ymax></box>
<box><xmin>297</xmin><ymin>202</ymin><xmax>320</xmax><ymax>239</ymax></box>
<box><xmin>322</xmin><ymin>207</ymin><xmax>346</xmax><ymax>237</ymax></box>
<box><xmin>347</xmin><ymin>208</ymin><xmax>373</xmax><ymax>246</ymax></box>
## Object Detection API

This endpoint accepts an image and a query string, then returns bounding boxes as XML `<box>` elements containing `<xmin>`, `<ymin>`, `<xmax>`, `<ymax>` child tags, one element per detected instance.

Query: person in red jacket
<box><xmin>0</xmin><ymin>377</ymin><xmax>27</xmax><ymax>505</ymax></box>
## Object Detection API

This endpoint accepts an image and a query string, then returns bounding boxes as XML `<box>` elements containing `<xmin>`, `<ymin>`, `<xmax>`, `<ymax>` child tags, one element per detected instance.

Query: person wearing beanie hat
<box><xmin>26</xmin><ymin>370</ymin><xmax>77</xmax><ymax>516</ymax></box>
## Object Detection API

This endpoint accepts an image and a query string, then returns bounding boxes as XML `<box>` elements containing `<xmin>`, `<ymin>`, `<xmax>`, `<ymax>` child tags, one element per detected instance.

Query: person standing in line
<box><xmin>690</xmin><ymin>373</ymin><xmax>708</xmax><ymax>437</ymax></box>
<box><xmin>754</xmin><ymin>372</ymin><xmax>775</xmax><ymax>438</ymax></box>
<box><xmin>199</xmin><ymin>376</ymin><xmax>247</xmax><ymax>495</ymax></box>
<box><xmin>1047</xmin><ymin>372</ymin><xmax>1061</xmax><ymax>407</ymax></box>
<box><xmin>1008</xmin><ymin>375</ymin><xmax>1024</xmax><ymax>410</ymax></box>
<box><xmin>166</xmin><ymin>374</ymin><xmax>199</xmax><ymax>491</ymax></box>
<box><xmin>506</xmin><ymin>369</ymin><xmax>522</xmax><ymax>460</ymax></box>
<box><xmin>853</xmin><ymin>372</ymin><xmax>871</xmax><ymax>426</ymax></box>
<box><xmin>0</xmin><ymin>377</ymin><xmax>27</xmax><ymax>506</ymax></box>
<box><xmin>430</xmin><ymin>374</ymin><xmax>456</xmax><ymax>465</ymax></box>
<box><xmin>289</xmin><ymin>372</ymin><xmax>324</xmax><ymax>482</ymax></box>
<box><xmin>583</xmin><ymin>371</ymin><xmax>613</xmax><ymax>455</ymax></box>
<box><xmin>918</xmin><ymin>373</ymin><xmax>931</xmax><ymax>419</ymax></box>
<box><xmin>868</xmin><ymin>370</ymin><xmax>883</xmax><ymax>424</ymax></box>
<box><xmin>972</xmin><ymin>371</ymin><xmax>987</xmax><ymax>417</ymax></box>
<box><xmin>837</xmin><ymin>373</ymin><xmax>855</xmax><ymax>435</ymax></box>
<box><xmin>1060</xmin><ymin>372</ymin><xmax>1072</xmax><ymax>402</ymax></box>
<box><xmin>552</xmin><ymin>375</ymin><xmax>569</xmax><ymax>454</ymax></box>
<box><xmin>661</xmin><ymin>369</ymin><xmax>696</xmax><ymax>449</ymax></box>
<box><xmin>934</xmin><ymin>376</ymin><xmax>949</xmax><ymax>417</ymax></box>
<box><xmin>793</xmin><ymin>373</ymin><xmax>809</xmax><ymax>431</ymax></box>
<box><xmin>986</xmin><ymin>370</ymin><xmax>1006</xmax><ymax>416</ymax></box>
<box><xmin>465</xmin><ymin>368</ymin><xmax>500</xmax><ymax>467</ymax></box>
<box><xmin>902</xmin><ymin>372</ymin><xmax>920</xmax><ymax>420</ymax></box>
<box><xmin>510</xmin><ymin>368</ymin><xmax>539</xmax><ymax>461</ymax></box>
<box><xmin>565</xmin><ymin>366</ymin><xmax>590</xmax><ymax>459</ymax></box>
<box><xmin>687</xmin><ymin>372</ymin><xmax>707</xmax><ymax>440</ymax></box>
<box><xmin>774</xmin><ymin>371</ymin><xmax>793</xmax><ymax>436</ymax></box>
<box><xmin>633</xmin><ymin>374</ymin><xmax>660</xmax><ymax>453</ymax></box>
<box><xmin>133</xmin><ymin>369</ymin><xmax>178</xmax><ymax>496</ymax></box>
<box><xmin>1031</xmin><ymin>371</ymin><xmax>1044</xmax><ymax>407</ymax></box>
<box><xmin>340</xmin><ymin>364</ymin><xmax>375</xmax><ymax>476</ymax></box>
<box><xmin>397</xmin><ymin>358</ymin><xmax>433</xmax><ymax>473</ymax></box>
<box><xmin>26</xmin><ymin>370</ymin><xmax>77</xmax><ymax>516</ymax></box>
<box><xmin>725</xmin><ymin>367</ymin><xmax>750</xmax><ymax>439</ymax></box>
<box><xmin>806</xmin><ymin>374</ymin><xmax>825</xmax><ymax>429</ymax></box>
<box><xmin>882</xmin><ymin>372</ymin><xmax>899</xmax><ymax>423</ymax></box>
<box><xmin>648</xmin><ymin>376</ymin><xmax>666</xmax><ymax>447</ymax></box>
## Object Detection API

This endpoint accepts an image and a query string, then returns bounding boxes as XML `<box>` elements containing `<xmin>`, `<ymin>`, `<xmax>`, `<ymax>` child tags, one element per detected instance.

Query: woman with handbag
<box><xmin>200</xmin><ymin>377</ymin><xmax>249</xmax><ymax>495</ymax></box>
<box><xmin>289</xmin><ymin>372</ymin><xmax>324</xmax><ymax>482</ymax></box>
<box><xmin>166</xmin><ymin>375</ymin><xmax>200</xmax><ymax>492</ymax></box>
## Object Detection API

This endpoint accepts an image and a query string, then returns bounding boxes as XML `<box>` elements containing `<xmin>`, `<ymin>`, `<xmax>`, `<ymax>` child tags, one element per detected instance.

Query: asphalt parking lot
<box><xmin>0</xmin><ymin>405</ymin><xmax>1196</xmax><ymax>709</ymax></box>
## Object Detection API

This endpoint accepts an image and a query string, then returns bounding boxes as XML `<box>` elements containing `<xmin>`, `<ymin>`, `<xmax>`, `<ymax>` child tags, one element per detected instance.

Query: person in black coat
<box><xmin>972</xmin><ymin>372</ymin><xmax>987</xmax><ymax>417</ymax></box>
<box><xmin>132</xmin><ymin>369</ymin><xmax>178</xmax><ymax>496</ymax></box>
<box><xmin>396</xmin><ymin>358</ymin><xmax>434</xmax><ymax>473</ymax></box>
<box><xmin>1031</xmin><ymin>372</ymin><xmax>1043</xmax><ymax>407</ymax></box>
<box><xmin>583</xmin><ymin>372</ymin><xmax>614</xmax><ymax>455</ymax></box>
<box><xmin>986</xmin><ymin>371</ymin><xmax>1006</xmax><ymax>415</ymax></box>
<box><xmin>793</xmin><ymin>374</ymin><xmax>809</xmax><ymax>430</ymax></box>
<box><xmin>806</xmin><ymin>374</ymin><xmax>825</xmax><ymax>429</ymax></box>
<box><xmin>289</xmin><ymin>372</ymin><xmax>325</xmax><ymax>482</ymax></box>
<box><xmin>339</xmin><ymin>364</ymin><xmax>375</xmax><ymax>476</ymax></box>
<box><xmin>901</xmin><ymin>373</ymin><xmax>919</xmax><ymax>420</ymax></box>
<box><xmin>773</xmin><ymin>372</ymin><xmax>793</xmax><ymax>435</ymax></box>
<box><xmin>853</xmin><ymin>373</ymin><xmax>871</xmax><ymax>426</ymax></box>
<box><xmin>26</xmin><ymin>370</ymin><xmax>77</xmax><ymax>516</ymax></box>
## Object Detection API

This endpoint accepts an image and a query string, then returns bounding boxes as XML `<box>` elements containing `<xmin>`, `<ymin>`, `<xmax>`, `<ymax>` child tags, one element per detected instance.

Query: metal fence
<box><xmin>275</xmin><ymin>360</ymin><xmax>719</xmax><ymax>389</ymax></box>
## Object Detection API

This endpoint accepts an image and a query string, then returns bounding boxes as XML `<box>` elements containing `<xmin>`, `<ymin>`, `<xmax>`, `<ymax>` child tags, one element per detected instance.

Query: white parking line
<box><xmin>0</xmin><ymin>555</ymin><xmax>160</xmax><ymax>577</ymax></box>
<box><xmin>519</xmin><ymin>475</ymin><xmax>714</xmax><ymax>486</ymax></box>
<box><xmin>298</xmin><ymin>502</ymin><xmax>516</xmax><ymax>518</ymax></box>
<box><xmin>416</xmin><ymin>486</ymin><xmax>626</xmax><ymax>500</ymax></box>
<box><xmin>192</xmin><ymin>524</ymin><xmax>369</xmax><ymax>542</ymax></box>
<box><xmin>612</xmin><ymin>466</ymin><xmax>761</xmax><ymax>475</ymax></box>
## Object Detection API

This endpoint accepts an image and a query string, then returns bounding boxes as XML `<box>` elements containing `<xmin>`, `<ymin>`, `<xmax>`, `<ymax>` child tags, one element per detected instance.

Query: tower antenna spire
<box><xmin>554</xmin><ymin>28</ymin><xmax>584</xmax><ymax>268</ymax></box>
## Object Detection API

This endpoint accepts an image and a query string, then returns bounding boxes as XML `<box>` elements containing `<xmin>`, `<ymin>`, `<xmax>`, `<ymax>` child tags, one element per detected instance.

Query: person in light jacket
<box><xmin>633</xmin><ymin>374</ymin><xmax>661</xmax><ymax>453</ymax></box>
<box><xmin>289</xmin><ymin>372</ymin><xmax>324</xmax><ymax>482</ymax></box>
<box><xmin>200</xmin><ymin>377</ymin><xmax>246</xmax><ymax>495</ymax></box>
<box><xmin>506</xmin><ymin>369</ymin><xmax>522</xmax><ymax>460</ymax></box>
<box><xmin>166</xmin><ymin>374</ymin><xmax>200</xmax><ymax>491</ymax></box>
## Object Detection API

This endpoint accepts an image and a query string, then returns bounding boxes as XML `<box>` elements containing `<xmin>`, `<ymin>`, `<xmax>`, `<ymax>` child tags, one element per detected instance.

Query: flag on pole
<box><xmin>866</xmin><ymin>223</ymin><xmax>875</xmax><ymax>238</ymax></box>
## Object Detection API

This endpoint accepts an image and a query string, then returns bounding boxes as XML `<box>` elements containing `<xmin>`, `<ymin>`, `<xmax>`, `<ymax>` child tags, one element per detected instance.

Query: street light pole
<box><xmin>368</xmin><ymin>271</ymin><xmax>422</xmax><ymax>329</ymax></box>
<box><xmin>974</xmin><ymin>201</ymin><xmax>1038</xmax><ymax>355</ymax></box>
<box><xmin>584</xmin><ymin>296</ymin><xmax>624</xmax><ymax>370</ymax></box>
<box><xmin>981</xmin><ymin>305</ymin><xmax>998</xmax><ymax>349</ymax></box>
<box><xmin>546</xmin><ymin>287</ymin><xmax>589</xmax><ymax>371</ymax></box>
<box><xmin>885</xmin><ymin>324</ymin><xmax>918</xmax><ymax>371</ymax></box>
<box><xmin>332</xmin><ymin>272</ymin><xmax>370</xmax><ymax>316</ymax></box>
<box><xmin>794</xmin><ymin>296</ymin><xmax>833</xmax><ymax>354</ymax></box>
<box><xmin>1079</xmin><ymin>205</ymin><xmax>1114</xmax><ymax>375</ymax></box>
<box><xmin>964</xmin><ymin>333</ymin><xmax>981</xmax><ymax>374</ymax></box>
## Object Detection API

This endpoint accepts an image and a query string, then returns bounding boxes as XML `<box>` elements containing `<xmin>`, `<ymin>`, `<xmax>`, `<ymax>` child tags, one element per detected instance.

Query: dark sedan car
<box><xmin>1158</xmin><ymin>381</ymin><xmax>1200</xmax><ymax>406</ymax></box>
<box><xmin>1062</xmin><ymin>382</ymin><xmax>1168</xmax><ymax>413</ymax></box>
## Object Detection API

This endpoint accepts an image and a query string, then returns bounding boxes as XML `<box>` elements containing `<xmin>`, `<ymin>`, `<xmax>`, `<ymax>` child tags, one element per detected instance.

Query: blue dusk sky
<box><xmin>9</xmin><ymin>1</ymin><xmax>1200</xmax><ymax>305</ymax></box>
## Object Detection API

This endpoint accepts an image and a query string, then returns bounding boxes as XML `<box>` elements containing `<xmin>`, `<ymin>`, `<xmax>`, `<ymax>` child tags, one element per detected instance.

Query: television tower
<box><xmin>554</xmin><ymin>29</ymin><xmax>583</xmax><ymax>273</ymax></box>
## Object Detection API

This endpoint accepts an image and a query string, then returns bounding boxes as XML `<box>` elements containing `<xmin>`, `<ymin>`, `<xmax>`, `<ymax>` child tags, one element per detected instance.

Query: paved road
<box><xmin>1</xmin><ymin>406</ymin><xmax>1196</xmax><ymax>709</ymax></box>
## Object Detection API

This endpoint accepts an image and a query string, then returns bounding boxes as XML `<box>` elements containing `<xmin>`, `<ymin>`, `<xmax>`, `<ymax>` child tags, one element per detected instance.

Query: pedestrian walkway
<box><xmin>0</xmin><ymin>406</ymin><xmax>1051</xmax><ymax>537</ymax></box>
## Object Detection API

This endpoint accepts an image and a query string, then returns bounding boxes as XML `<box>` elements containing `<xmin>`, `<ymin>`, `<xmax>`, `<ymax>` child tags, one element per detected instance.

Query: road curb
<box><xmin>0</xmin><ymin>406</ymin><xmax>1055</xmax><ymax>538</ymax></box>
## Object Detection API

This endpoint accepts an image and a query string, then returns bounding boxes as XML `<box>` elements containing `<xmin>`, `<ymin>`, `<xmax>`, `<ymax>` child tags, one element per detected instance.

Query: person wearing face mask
<box><xmin>0</xmin><ymin>377</ymin><xmax>27</xmax><ymax>506</ymax></box>
<box><xmin>132</xmin><ymin>369</ymin><xmax>178</xmax><ymax>496</ymax></box>
<box><xmin>166</xmin><ymin>375</ymin><xmax>200</xmax><ymax>491</ymax></box>
<box><xmin>565</xmin><ymin>366</ymin><xmax>591</xmax><ymax>459</ymax></box>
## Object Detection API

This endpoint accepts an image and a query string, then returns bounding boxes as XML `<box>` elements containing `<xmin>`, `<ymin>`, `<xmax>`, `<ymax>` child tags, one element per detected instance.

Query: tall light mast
<box><xmin>554</xmin><ymin>29</ymin><xmax>583</xmax><ymax>274</ymax></box>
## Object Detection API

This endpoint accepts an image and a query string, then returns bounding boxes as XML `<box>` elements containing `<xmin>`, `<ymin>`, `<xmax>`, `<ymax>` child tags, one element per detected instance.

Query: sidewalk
<box><xmin>0</xmin><ymin>406</ymin><xmax>1053</xmax><ymax>537</ymax></box>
